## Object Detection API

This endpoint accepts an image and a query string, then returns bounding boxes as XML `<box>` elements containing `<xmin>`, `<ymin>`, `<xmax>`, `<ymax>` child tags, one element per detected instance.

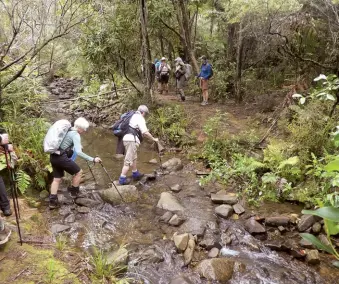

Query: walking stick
<box><xmin>86</xmin><ymin>161</ymin><xmax>97</xmax><ymax>184</ymax></box>
<box><xmin>4</xmin><ymin>150</ymin><xmax>23</xmax><ymax>245</ymax></box>
<box><xmin>99</xmin><ymin>162</ymin><xmax>125</xmax><ymax>202</ymax></box>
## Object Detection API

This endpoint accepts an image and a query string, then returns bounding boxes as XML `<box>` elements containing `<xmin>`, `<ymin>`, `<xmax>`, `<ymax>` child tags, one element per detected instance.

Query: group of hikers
<box><xmin>0</xmin><ymin>104</ymin><xmax>158</xmax><ymax>243</ymax></box>
<box><xmin>153</xmin><ymin>55</ymin><xmax>213</xmax><ymax>106</ymax></box>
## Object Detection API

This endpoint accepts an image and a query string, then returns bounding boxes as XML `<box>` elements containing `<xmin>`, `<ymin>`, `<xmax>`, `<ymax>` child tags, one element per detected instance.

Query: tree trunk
<box><xmin>227</xmin><ymin>23</ymin><xmax>237</xmax><ymax>65</ymax></box>
<box><xmin>235</xmin><ymin>21</ymin><xmax>244</xmax><ymax>103</ymax></box>
<box><xmin>160</xmin><ymin>34</ymin><xmax>165</xmax><ymax>56</ymax></box>
<box><xmin>140</xmin><ymin>0</ymin><xmax>152</xmax><ymax>99</ymax></box>
<box><xmin>178</xmin><ymin>0</ymin><xmax>199</xmax><ymax>73</ymax></box>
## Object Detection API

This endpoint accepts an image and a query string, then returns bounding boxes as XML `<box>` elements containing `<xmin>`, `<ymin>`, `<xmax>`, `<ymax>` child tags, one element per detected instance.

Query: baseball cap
<box><xmin>161</xmin><ymin>57</ymin><xmax>166</xmax><ymax>61</ymax></box>
<box><xmin>138</xmin><ymin>105</ymin><xmax>149</xmax><ymax>113</ymax></box>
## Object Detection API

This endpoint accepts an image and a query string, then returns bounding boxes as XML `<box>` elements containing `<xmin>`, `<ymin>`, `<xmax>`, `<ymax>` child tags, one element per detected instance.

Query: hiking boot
<box><xmin>132</xmin><ymin>171</ymin><xmax>144</xmax><ymax>181</ymax></box>
<box><xmin>2</xmin><ymin>208</ymin><xmax>12</xmax><ymax>217</ymax></box>
<box><xmin>49</xmin><ymin>194</ymin><xmax>60</xmax><ymax>209</ymax></box>
<box><xmin>119</xmin><ymin>176</ymin><xmax>131</xmax><ymax>185</ymax></box>
<box><xmin>68</xmin><ymin>186</ymin><xmax>80</xmax><ymax>198</ymax></box>
<box><xmin>180</xmin><ymin>95</ymin><xmax>185</xmax><ymax>101</ymax></box>
<box><xmin>0</xmin><ymin>219</ymin><xmax>11</xmax><ymax>245</ymax></box>
<box><xmin>201</xmin><ymin>101</ymin><xmax>206</xmax><ymax>106</ymax></box>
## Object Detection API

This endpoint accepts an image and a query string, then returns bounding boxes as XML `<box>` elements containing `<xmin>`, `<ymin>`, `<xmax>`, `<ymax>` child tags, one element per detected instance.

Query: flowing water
<box><xmin>47</xmin><ymin>128</ymin><xmax>337</xmax><ymax>283</ymax></box>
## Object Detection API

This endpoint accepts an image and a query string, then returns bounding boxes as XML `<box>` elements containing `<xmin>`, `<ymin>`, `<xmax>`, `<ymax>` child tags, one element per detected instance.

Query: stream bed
<box><xmin>44</xmin><ymin>128</ymin><xmax>337</xmax><ymax>283</ymax></box>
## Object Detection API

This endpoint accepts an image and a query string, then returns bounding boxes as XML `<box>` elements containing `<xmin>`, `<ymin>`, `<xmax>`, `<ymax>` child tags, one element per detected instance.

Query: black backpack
<box><xmin>111</xmin><ymin>111</ymin><xmax>135</xmax><ymax>137</ymax></box>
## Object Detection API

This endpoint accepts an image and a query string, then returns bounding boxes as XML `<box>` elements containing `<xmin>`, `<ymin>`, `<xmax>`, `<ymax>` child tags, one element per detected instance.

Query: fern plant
<box><xmin>15</xmin><ymin>170</ymin><xmax>32</xmax><ymax>194</ymax></box>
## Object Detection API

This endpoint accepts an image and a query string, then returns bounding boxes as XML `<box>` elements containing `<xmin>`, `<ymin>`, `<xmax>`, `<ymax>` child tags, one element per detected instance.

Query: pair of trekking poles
<box><xmin>3</xmin><ymin>148</ymin><xmax>23</xmax><ymax>245</ymax></box>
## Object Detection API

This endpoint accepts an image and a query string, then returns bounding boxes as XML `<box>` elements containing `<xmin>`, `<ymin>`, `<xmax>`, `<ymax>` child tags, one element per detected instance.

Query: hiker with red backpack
<box><xmin>112</xmin><ymin>105</ymin><xmax>158</xmax><ymax>185</ymax></box>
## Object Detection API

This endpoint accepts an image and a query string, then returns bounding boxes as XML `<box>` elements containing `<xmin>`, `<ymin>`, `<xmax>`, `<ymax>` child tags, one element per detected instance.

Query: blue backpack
<box><xmin>111</xmin><ymin>111</ymin><xmax>135</xmax><ymax>137</ymax></box>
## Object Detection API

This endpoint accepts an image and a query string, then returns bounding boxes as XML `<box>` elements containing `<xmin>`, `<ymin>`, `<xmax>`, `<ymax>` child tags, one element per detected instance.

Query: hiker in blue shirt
<box><xmin>198</xmin><ymin>55</ymin><xmax>213</xmax><ymax>106</ymax></box>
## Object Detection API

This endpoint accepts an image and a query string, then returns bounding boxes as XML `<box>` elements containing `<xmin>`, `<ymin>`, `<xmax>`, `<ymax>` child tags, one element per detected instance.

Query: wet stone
<box><xmin>299</xmin><ymin>238</ymin><xmax>314</xmax><ymax>249</ymax></box>
<box><xmin>139</xmin><ymin>248</ymin><xmax>164</xmax><ymax>264</ymax></box>
<box><xmin>233</xmin><ymin>203</ymin><xmax>245</xmax><ymax>215</ymax></box>
<box><xmin>312</xmin><ymin>222</ymin><xmax>322</xmax><ymax>234</ymax></box>
<box><xmin>107</xmin><ymin>247</ymin><xmax>129</xmax><ymax>265</ymax></box>
<box><xmin>305</xmin><ymin>249</ymin><xmax>320</xmax><ymax>265</ymax></box>
<box><xmin>173</xmin><ymin>233</ymin><xmax>189</xmax><ymax>252</ymax></box>
<box><xmin>77</xmin><ymin>206</ymin><xmax>90</xmax><ymax>214</ymax></box>
<box><xmin>278</xmin><ymin>226</ymin><xmax>286</xmax><ymax>233</ymax></box>
<box><xmin>169</xmin><ymin>276</ymin><xmax>193</xmax><ymax>284</ymax></box>
<box><xmin>159</xmin><ymin>211</ymin><xmax>173</xmax><ymax>223</ymax></box>
<box><xmin>75</xmin><ymin>197</ymin><xmax>100</xmax><ymax>208</ymax></box>
<box><xmin>169</xmin><ymin>214</ymin><xmax>185</xmax><ymax>226</ymax></box>
<box><xmin>208</xmin><ymin>247</ymin><xmax>220</xmax><ymax>258</ymax></box>
<box><xmin>184</xmin><ymin>237</ymin><xmax>196</xmax><ymax>265</ymax></box>
<box><xmin>64</xmin><ymin>213</ymin><xmax>76</xmax><ymax>223</ymax></box>
<box><xmin>197</xmin><ymin>258</ymin><xmax>235</xmax><ymax>282</ymax></box>
<box><xmin>51</xmin><ymin>224</ymin><xmax>71</xmax><ymax>234</ymax></box>
<box><xmin>170</xmin><ymin>184</ymin><xmax>182</xmax><ymax>193</ymax></box>
<box><xmin>291</xmin><ymin>248</ymin><xmax>306</xmax><ymax>259</ymax></box>
<box><xmin>298</xmin><ymin>215</ymin><xmax>316</xmax><ymax>232</ymax></box>
<box><xmin>319</xmin><ymin>234</ymin><xmax>331</xmax><ymax>248</ymax></box>
<box><xmin>215</xmin><ymin>205</ymin><xmax>234</xmax><ymax>219</ymax></box>
<box><xmin>211</xmin><ymin>194</ymin><xmax>238</xmax><ymax>205</ymax></box>
<box><xmin>59</xmin><ymin>206</ymin><xmax>72</xmax><ymax>217</ymax></box>
<box><xmin>156</xmin><ymin>192</ymin><xmax>184</xmax><ymax>212</ymax></box>
<box><xmin>245</xmin><ymin>218</ymin><xmax>266</xmax><ymax>234</ymax></box>
<box><xmin>179</xmin><ymin>218</ymin><xmax>206</xmax><ymax>237</ymax></box>
<box><xmin>265</xmin><ymin>242</ymin><xmax>283</xmax><ymax>251</ymax></box>
<box><xmin>161</xmin><ymin>158</ymin><xmax>183</xmax><ymax>172</ymax></box>
<box><xmin>200</xmin><ymin>235</ymin><xmax>221</xmax><ymax>250</ymax></box>
<box><xmin>265</xmin><ymin>216</ymin><xmax>290</xmax><ymax>227</ymax></box>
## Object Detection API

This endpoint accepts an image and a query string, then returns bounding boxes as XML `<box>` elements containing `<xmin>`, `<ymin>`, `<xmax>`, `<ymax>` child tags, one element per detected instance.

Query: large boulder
<box><xmin>215</xmin><ymin>205</ymin><xmax>233</xmax><ymax>219</ymax></box>
<box><xmin>245</xmin><ymin>218</ymin><xmax>266</xmax><ymax>234</ymax></box>
<box><xmin>162</xmin><ymin>158</ymin><xmax>183</xmax><ymax>172</ymax></box>
<box><xmin>99</xmin><ymin>185</ymin><xmax>138</xmax><ymax>205</ymax></box>
<box><xmin>211</xmin><ymin>194</ymin><xmax>238</xmax><ymax>205</ymax></box>
<box><xmin>196</xmin><ymin>258</ymin><xmax>234</xmax><ymax>281</ymax></box>
<box><xmin>298</xmin><ymin>215</ymin><xmax>316</xmax><ymax>232</ymax></box>
<box><xmin>173</xmin><ymin>233</ymin><xmax>189</xmax><ymax>252</ymax></box>
<box><xmin>75</xmin><ymin>198</ymin><xmax>101</xmax><ymax>208</ymax></box>
<box><xmin>157</xmin><ymin>192</ymin><xmax>184</xmax><ymax>212</ymax></box>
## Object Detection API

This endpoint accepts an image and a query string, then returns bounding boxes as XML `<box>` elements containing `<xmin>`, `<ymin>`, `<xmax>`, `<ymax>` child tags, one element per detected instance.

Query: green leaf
<box><xmin>302</xmin><ymin>207</ymin><xmax>339</xmax><ymax>222</ymax></box>
<box><xmin>278</xmin><ymin>156</ymin><xmax>299</xmax><ymax>169</ymax></box>
<box><xmin>327</xmin><ymin>94</ymin><xmax>336</xmax><ymax>101</ymax></box>
<box><xmin>325</xmin><ymin>159</ymin><xmax>339</xmax><ymax>172</ymax></box>
<box><xmin>332</xmin><ymin>261</ymin><xmax>339</xmax><ymax>268</ymax></box>
<box><xmin>314</xmin><ymin>74</ymin><xmax>327</xmax><ymax>81</ymax></box>
<box><xmin>300</xmin><ymin>233</ymin><xmax>336</xmax><ymax>255</ymax></box>
<box><xmin>324</xmin><ymin>219</ymin><xmax>339</xmax><ymax>236</ymax></box>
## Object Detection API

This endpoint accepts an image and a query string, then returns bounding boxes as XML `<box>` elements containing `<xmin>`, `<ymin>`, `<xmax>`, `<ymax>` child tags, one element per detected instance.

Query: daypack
<box><xmin>111</xmin><ymin>110</ymin><xmax>135</xmax><ymax>137</ymax></box>
<box><xmin>209</xmin><ymin>64</ymin><xmax>214</xmax><ymax>79</ymax></box>
<box><xmin>184</xmin><ymin>64</ymin><xmax>192</xmax><ymax>80</ymax></box>
<box><xmin>43</xmin><ymin>119</ymin><xmax>71</xmax><ymax>154</ymax></box>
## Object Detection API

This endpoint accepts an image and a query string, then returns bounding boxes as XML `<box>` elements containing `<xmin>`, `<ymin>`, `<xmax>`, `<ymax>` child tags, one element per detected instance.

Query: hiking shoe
<box><xmin>180</xmin><ymin>95</ymin><xmax>186</xmax><ymax>101</ymax></box>
<box><xmin>2</xmin><ymin>208</ymin><xmax>12</xmax><ymax>217</ymax></box>
<box><xmin>49</xmin><ymin>195</ymin><xmax>60</xmax><ymax>209</ymax></box>
<box><xmin>201</xmin><ymin>101</ymin><xmax>206</xmax><ymax>106</ymax></box>
<box><xmin>0</xmin><ymin>219</ymin><xmax>11</xmax><ymax>245</ymax></box>
<box><xmin>119</xmin><ymin>176</ymin><xmax>131</xmax><ymax>185</ymax></box>
<box><xmin>68</xmin><ymin>186</ymin><xmax>80</xmax><ymax>198</ymax></box>
<box><xmin>132</xmin><ymin>171</ymin><xmax>144</xmax><ymax>181</ymax></box>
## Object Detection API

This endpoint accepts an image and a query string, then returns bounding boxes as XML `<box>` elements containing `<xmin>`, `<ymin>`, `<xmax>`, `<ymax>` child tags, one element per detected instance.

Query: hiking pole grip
<box><xmin>99</xmin><ymin>162</ymin><xmax>125</xmax><ymax>202</ymax></box>
<box><xmin>4</xmin><ymin>150</ymin><xmax>23</xmax><ymax>245</ymax></box>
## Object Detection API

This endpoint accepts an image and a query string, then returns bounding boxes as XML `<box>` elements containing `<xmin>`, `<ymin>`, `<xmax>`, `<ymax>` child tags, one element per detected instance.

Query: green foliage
<box><xmin>55</xmin><ymin>234</ymin><xmax>68</xmax><ymax>251</ymax></box>
<box><xmin>16</xmin><ymin>170</ymin><xmax>32</xmax><ymax>195</ymax></box>
<box><xmin>45</xmin><ymin>260</ymin><xmax>57</xmax><ymax>284</ymax></box>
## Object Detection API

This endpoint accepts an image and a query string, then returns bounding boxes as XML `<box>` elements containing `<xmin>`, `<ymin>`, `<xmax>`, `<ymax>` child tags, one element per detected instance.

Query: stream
<box><xmin>45</xmin><ymin>127</ymin><xmax>336</xmax><ymax>283</ymax></box>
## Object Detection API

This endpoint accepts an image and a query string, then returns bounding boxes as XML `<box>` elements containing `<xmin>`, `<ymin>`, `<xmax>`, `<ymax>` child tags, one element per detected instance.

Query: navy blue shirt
<box><xmin>198</xmin><ymin>63</ymin><xmax>212</xmax><ymax>80</ymax></box>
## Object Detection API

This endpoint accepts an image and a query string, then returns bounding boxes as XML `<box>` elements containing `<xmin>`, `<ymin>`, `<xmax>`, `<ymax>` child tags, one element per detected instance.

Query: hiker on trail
<box><xmin>175</xmin><ymin>57</ymin><xmax>187</xmax><ymax>101</ymax></box>
<box><xmin>157</xmin><ymin>57</ymin><xmax>171</xmax><ymax>95</ymax></box>
<box><xmin>48</xmin><ymin>117</ymin><xmax>102</xmax><ymax>209</ymax></box>
<box><xmin>118</xmin><ymin>105</ymin><xmax>158</xmax><ymax>185</ymax></box>
<box><xmin>154</xmin><ymin>59</ymin><xmax>161</xmax><ymax>92</ymax></box>
<box><xmin>198</xmin><ymin>55</ymin><xmax>213</xmax><ymax>106</ymax></box>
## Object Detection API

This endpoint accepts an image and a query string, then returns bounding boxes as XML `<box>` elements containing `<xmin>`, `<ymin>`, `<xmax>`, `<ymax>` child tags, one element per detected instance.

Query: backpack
<box><xmin>184</xmin><ymin>64</ymin><xmax>192</xmax><ymax>80</ymax></box>
<box><xmin>111</xmin><ymin>110</ymin><xmax>135</xmax><ymax>137</ymax></box>
<box><xmin>43</xmin><ymin>119</ymin><xmax>71</xmax><ymax>154</ymax></box>
<box><xmin>209</xmin><ymin>64</ymin><xmax>214</xmax><ymax>79</ymax></box>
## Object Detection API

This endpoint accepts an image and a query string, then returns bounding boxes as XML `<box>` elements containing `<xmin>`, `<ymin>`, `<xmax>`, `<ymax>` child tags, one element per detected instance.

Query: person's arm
<box><xmin>72</xmin><ymin>133</ymin><xmax>94</xmax><ymax>162</ymax></box>
<box><xmin>143</xmin><ymin>131</ymin><xmax>158</xmax><ymax>142</ymax></box>
<box><xmin>138</xmin><ymin>118</ymin><xmax>158</xmax><ymax>142</ymax></box>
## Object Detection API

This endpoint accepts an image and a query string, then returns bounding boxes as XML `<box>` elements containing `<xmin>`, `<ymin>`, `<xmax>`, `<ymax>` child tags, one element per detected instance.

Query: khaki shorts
<box><xmin>200</xmin><ymin>78</ymin><xmax>209</xmax><ymax>90</ymax></box>
<box><xmin>123</xmin><ymin>141</ymin><xmax>139</xmax><ymax>166</ymax></box>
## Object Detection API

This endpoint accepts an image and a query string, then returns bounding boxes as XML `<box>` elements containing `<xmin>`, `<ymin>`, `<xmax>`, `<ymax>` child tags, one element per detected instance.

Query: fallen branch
<box><xmin>11</xmin><ymin>268</ymin><xmax>29</xmax><ymax>281</ymax></box>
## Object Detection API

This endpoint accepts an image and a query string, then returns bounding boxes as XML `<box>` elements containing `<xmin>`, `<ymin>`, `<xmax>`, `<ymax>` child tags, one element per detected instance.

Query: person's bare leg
<box><xmin>121</xmin><ymin>165</ymin><xmax>130</xmax><ymax>176</ymax></box>
<box><xmin>132</xmin><ymin>160</ymin><xmax>137</xmax><ymax>172</ymax></box>
<box><xmin>72</xmin><ymin>170</ymin><xmax>82</xmax><ymax>187</ymax></box>
<box><xmin>204</xmin><ymin>89</ymin><xmax>209</xmax><ymax>103</ymax></box>
<box><xmin>50</xmin><ymin>178</ymin><xmax>61</xmax><ymax>195</ymax></box>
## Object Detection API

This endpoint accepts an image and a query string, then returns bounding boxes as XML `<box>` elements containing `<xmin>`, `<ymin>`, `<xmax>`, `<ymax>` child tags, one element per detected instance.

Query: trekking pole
<box><xmin>4</xmin><ymin>150</ymin><xmax>23</xmax><ymax>245</ymax></box>
<box><xmin>154</xmin><ymin>141</ymin><xmax>164</xmax><ymax>171</ymax></box>
<box><xmin>86</xmin><ymin>161</ymin><xmax>97</xmax><ymax>184</ymax></box>
<box><xmin>8</xmin><ymin>152</ymin><xmax>20</xmax><ymax>219</ymax></box>
<box><xmin>99</xmin><ymin>162</ymin><xmax>125</xmax><ymax>202</ymax></box>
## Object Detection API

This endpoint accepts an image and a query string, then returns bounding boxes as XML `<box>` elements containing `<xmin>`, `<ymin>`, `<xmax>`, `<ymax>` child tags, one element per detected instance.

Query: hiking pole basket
<box><xmin>99</xmin><ymin>162</ymin><xmax>125</xmax><ymax>202</ymax></box>
<box><xmin>4</xmin><ymin>150</ymin><xmax>23</xmax><ymax>245</ymax></box>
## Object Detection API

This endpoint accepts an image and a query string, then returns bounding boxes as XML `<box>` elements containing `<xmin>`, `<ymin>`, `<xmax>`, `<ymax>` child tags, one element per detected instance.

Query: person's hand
<box><xmin>0</xmin><ymin>134</ymin><xmax>9</xmax><ymax>145</ymax></box>
<box><xmin>153</xmin><ymin>138</ymin><xmax>159</xmax><ymax>142</ymax></box>
<box><xmin>94</xmin><ymin>157</ymin><xmax>102</xmax><ymax>163</ymax></box>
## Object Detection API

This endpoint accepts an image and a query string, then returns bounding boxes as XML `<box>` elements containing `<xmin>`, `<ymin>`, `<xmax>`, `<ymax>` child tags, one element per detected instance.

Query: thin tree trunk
<box><xmin>160</xmin><ymin>34</ymin><xmax>165</xmax><ymax>56</ymax></box>
<box><xmin>235</xmin><ymin>21</ymin><xmax>244</xmax><ymax>103</ymax></box>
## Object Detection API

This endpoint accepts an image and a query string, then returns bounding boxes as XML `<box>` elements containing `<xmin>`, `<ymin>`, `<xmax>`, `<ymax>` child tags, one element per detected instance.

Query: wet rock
<box><xmin>173</xmin><ymin>233</ymin><xmax>189</xmax><ymax>252</ymax></box>
<box><xmin>200</xmin><ymin>235</ymin><xmax>221</xmax><ymax>250</ymax></box>
<box><xmin>319</xmin><ymin>234</ymin><xmax>331</xmax><ymax>248</ymax></box>
<box><xmin>184</xmin><ymin>236</ymin><xmax>195</xmax><ymax>265</ymax></box>
<box><xmin>245</xmin><ymin>218</ymin><xmax>266</xmax><ymax>234</ymax></box>
<box><xmin>99</xmin><ymin>185</ymin><xmax>138</xmax><ymax>204</ymax></box>
<box><xmin>39</xmin><ymin>190</ymin><xmax>49</xmax><ymax>199</ymax></box>
<box><xmin>77</xmin><ymin>206</ymin><xmax>90</xmax><ymax>214</ymax></box>
<box><xmin>211</xmin><ymin>194</ymin><xmax>238</xmax><ymax>205</ymax></box>
<box><xmin>208</xmin><ymin>247</ymin><xmax>219</xmax><ymax>258</ymax></box>
<box><xmin>312</xmin><ymin>222</ymin><xmax>322</xmax><ymax>234</ymax></box>
<box><xmin>298</xmin><ymin>215</ymin><xmax>316</xmax><ymax>232</ymax></box>
<box><xmin>221</xmin><ymin>233</ymin><xmax>232</xmax><ymax>246</ymax></box>
<box><xmin>233</xmin><ymin>203</ymin><xmax>245</xmax><ymax>215</ymax></box>
<box><xmin>139</xmin><ymin>173</ymin><xmax>157</xmax><ymax>184</ymax></box>
<box><xmin>64</xmin><ymin>213</ymin><xmax>75</xmax><ymax>223</ymax></box>
<box><xmin>170</xmin><ymin>184</ymin><xmax>182</xmax><ymax>193</ymax></box>
<box><xmin>265</xmin><ymin>216</ymin><xmax>290</xmax><ymax>227</ymax></box>
<box><xmin>59</xmin><ymin>93</ymin><xmax>71</xmax><ymax>99</ymax></box>
<box><xmin>107</xmin><ymin>247</ymin><xmax>129</xmax><ymax>265</ymax></box>
<box><xmin>169</xmin><ymin>275</ymin><xmax>193</xmax><ymax>284</ymax></box>
<box><xmin>51</xmin><ymin>224</ymin><xmax>70</xmax><ymax>234</ymax></box>
<box><xmin>139</xmin><ymin>248</ymin><xmax>164</xmax><ymax>264</ymax></box>
<box><xmin>149</xmin><ymin>158</ymin><xmax>158</xmax><ymax>164</ymax></box>
<box><xmin>196</xmin><ymin>258</ymin><xmax>235</xmax><ymax>281</ymax></box>
<box><xmin>291</xmin><ymin>248</ymin><xmax>306</xmax><ymax>258</ymax></box>
<box><xmin>157</xmin><ymin>192</ymin><xmax>184</xmax><ymax>212</ymax></box>
<box><xmin>278</xmin><ymin>226</ymin><xmax>286</xmax><ymax>233</ymax></box>
<box><xmin>299</xmin><ymin>238</ymin><xmax>314</xmax><ymax>249</ymax></box>
<box><xmin>169</xmin><ymin>214</ymin><xmax>185</xmax><ymax>226</ymax></box>
<box><xmin>265</xmin><ymin>242</ymin><xmax>283</xmax><ymax>251</ymax></box>
<box><xmin>57</xmin><ymin>194</ymin><xmax>73</xmax><ymax>205</ymax></box>
<box><xmin>240</xmin><ymin>235</ymin><xmax>260</xmax><ymax>251</ymax></box>
<box><xmin>305</xmin><ymin>249</ymin><xmax>320</xmax><ymax>265</ymax></box>
<box><xmin>215</xmin><ymin>205</ymin><xmax>234</xmax><ymax>219</ymax></box>
<box><xmin>159</xmin><ymin>211</ymin><xmax>173</xmax><ymax>223</ymax></box>
<box><xmin>59</xmin><ymin>206</ymin><xmax>72</xmax><ymax>217</ymax></box>
<box><xmin>162</xmin><ymin>158</ymin><xmax>183</xmax><ymax>172</ymax></box>
<box><xmin>75</xmin><ymin>198</ymin><xmax>100</xmax><ymax>208</ymax></box>
<box><xmin>179</xmin><ymin>218</ymin><xmax>206</xmax><ymax>237</ymax></box>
